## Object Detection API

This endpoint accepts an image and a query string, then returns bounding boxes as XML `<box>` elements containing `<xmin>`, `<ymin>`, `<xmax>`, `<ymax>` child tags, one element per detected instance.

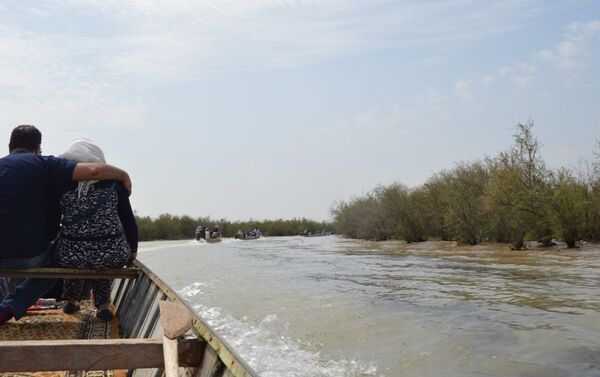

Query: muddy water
<box><xmin>139</xmin><ymin>237</ymin><xmax>600</xmax><ymax>377</ymax></box>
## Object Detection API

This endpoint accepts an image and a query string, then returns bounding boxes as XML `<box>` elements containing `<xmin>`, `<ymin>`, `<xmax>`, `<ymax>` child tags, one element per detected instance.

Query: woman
<box><xmin>54</xmin><ymin>139</ymin><xmax>138</xmax><ymax>321</ymax></box>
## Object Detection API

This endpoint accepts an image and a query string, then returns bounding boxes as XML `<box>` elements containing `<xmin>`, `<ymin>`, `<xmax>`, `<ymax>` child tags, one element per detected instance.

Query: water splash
<box><xmin>178</xmin><ymin>283</ymin><xmax>378</xmax><ymax>377</ymax></box>
<box><xmin>178</xmin><ymin>282</ymin><xmax>207</xmax><ymax>297</ymax></box>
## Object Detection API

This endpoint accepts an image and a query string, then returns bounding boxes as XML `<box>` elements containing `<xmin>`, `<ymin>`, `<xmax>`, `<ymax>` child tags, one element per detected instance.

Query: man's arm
<box><xmin>72</xmin><ymin>163</ymin><xmax>132</xmax><ymax>194</ymax></box>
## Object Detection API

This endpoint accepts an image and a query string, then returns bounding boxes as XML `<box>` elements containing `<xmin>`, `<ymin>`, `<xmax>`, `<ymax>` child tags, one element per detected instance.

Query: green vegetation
<box><xmin>332</xmin><ymin>121</ymin><xmax>600</xmax><ymax>248</ymax></box>
<box><xmin>136</xmin><ymin>215</ymin><xmax>332</xmax><ymax>241</ymax></box>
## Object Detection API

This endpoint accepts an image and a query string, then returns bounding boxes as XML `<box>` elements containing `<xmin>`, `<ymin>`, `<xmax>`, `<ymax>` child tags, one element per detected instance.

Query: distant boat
<box><xmin>301</xmin><ymin>231</ymin><xmax>332</xmax><ymax>237</ymax></box>
<box><xmin>238</xmin><ymin>234</ymin><xmax>261</xmax><ymax>241</ymax></box>
<box><xmin>234</xmin><ymin>229</ymin><xmax>262</xmax><ymax>240</ymax></box>
<box><xmin>205</xmin><ymin>236</ymin><xmax>223</xmax><ymax>244</ymax></box>
<box><xmin>195</xmin><ymin>225</ymin><xmax>222</xmax><ymax>243</ymax></box>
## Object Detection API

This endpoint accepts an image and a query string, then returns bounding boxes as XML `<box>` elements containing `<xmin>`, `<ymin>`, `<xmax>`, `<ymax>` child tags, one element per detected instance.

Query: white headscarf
<box><xmin>59</xmin><ymin>138</ymin><xmax>106</xmax><ymax>199</ymax></box>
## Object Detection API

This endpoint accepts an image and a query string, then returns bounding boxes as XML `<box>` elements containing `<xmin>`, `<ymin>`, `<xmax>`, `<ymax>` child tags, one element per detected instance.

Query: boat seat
<box><xmin>0</xmin><ymin>337</ymin><xmax>204</xmax><ymax>372</ymax></box>
<box><xmin>0</xmin><ymin>267</ymin><xmax>140</xmax><ymax>279</ymax></box>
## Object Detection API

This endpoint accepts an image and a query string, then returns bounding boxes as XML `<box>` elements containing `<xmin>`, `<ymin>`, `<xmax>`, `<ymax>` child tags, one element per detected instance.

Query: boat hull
<box><xmin>237</xmin><ymin>235</ymin><xmax>260</xmax><ymax>241</ymax></box>
<box><xmin>0</xmin><ymin>262</ymin><xmax>258</xmax><ymax>377</ymax></box>
<box><xmin>205</xmin><ymin>236</ymin><xmax>223</xmax><ymax>243</ymax></box>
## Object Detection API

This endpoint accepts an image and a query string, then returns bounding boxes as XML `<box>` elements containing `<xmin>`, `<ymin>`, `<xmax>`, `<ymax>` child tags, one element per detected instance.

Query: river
<box><xmin>138</xmin><ymin>236</ymin><xmax>600</xmax><ymax>377</ymax></box>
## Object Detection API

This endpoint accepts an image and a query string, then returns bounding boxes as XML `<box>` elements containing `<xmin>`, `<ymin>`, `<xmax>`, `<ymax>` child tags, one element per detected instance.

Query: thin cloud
<box><xmin>539</xmin><ymin>19</ymin><xmax>600</xmax><ymax>71</ymax></box>
<box><xmin>312</xmin><ymin>16</ymin><xmax>597</xmax><ymax>145</ymax></box>
<box><xmin>3</xmin><ymin>1</ymin><xmax>547</xmax><ymax>82</ymax></box>
<box><xmin>0</xmin><ymin>31</ymin><xmax>147</xmax><ymax>133</ymax></box>
<box><xmin>453</xmin><ymin>79</ymin><xmax>476</xmax><ymax>104</ymax></box>
<box><xmin>497</xmin><ymin>63</ymin><xmax>538</xmax><ymax>88</ymax></box>
<box><xmin>0</xmin><ymin>1</ymin><xmax>580</xmax><ymax>133</ymax></box>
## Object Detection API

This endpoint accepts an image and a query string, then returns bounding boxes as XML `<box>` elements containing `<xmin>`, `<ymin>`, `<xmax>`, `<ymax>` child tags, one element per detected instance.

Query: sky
<box><xmin>0</xmin><ymin>1</ymin><xmax>599</xmax><ymax>221</ymax></box>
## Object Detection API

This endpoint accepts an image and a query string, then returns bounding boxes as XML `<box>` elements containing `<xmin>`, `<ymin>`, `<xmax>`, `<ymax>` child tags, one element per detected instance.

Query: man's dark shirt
<box><xmin>0</xmin><ymin>151</ymin><xmax>76</xmax><ymax>259</ymax></box>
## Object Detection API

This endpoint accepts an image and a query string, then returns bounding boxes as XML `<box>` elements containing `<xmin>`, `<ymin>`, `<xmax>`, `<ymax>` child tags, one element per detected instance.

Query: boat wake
<box><xmin>178</xmin><ymin>283</ymin><xmax>377</xmax><ymax>377</ymax></box>
<box><xmin>138</xmin><ymin>240</ymin><xmax>207</xmax><ymax>252</ymax></box>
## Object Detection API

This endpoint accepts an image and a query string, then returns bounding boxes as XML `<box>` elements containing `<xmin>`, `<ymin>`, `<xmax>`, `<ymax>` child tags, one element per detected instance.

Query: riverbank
<box><xmin>340</xmin><ymin>239</ymin><xmax>600</xmax><ymax>254</ymax></box>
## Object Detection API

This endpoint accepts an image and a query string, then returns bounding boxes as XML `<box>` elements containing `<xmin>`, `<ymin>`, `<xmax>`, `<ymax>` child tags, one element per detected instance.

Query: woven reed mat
<box><xmin>0</xmin><ymin>301</ymin><xmax>124</xmax><ymax>377</ymax></box>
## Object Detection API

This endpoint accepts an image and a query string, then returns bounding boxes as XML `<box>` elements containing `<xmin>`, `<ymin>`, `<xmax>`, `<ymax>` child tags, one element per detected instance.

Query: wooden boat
<box><xmin>205</xmin><ymin>236</ymin><xmax>223</xmax><ymax>244</ymax></box>
<box><xmin>235</xmin><ymin>234</ymin><xmax>261</xmax><ymax>241</ymax></box>
<box><xmin>239</xmin><ymin>236</ymin><xmax>260</xmax><ymax>241</ymax></box>
<box><xmin>0</xmin><ymin>260</ymin><xmax>258</xmax><ymax>377</ymax></box>
<box><xmin>300</xmin><ymin>231</ymin><xmax>332</xmax><ymax>237</ymax></box>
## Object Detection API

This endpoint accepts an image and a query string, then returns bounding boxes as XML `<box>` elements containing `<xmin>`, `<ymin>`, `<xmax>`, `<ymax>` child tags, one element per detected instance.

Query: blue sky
<box><xmin>1</xmin><ymin>1</ymin><xmax>599</xmax><ymax>221</ymax></box>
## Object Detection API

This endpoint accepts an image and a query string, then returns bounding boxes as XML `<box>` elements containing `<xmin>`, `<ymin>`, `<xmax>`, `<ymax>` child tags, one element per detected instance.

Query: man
<box><xmin>0</xmin><ymin>125</ymin><xmax>132</xmax><ymax>324</ymax></box>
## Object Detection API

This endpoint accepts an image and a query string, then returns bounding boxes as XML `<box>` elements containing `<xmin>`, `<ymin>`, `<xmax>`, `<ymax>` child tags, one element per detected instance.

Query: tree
<box><xmin>485</xmin><ymin>160</ymin><xmax>527</xmax><ymax>248</ymax></box>
<box><xmin>484</xmin><ymin>121</ymin><xmax>552</xmax><ymax>249</ymax></box>
<box><xmin>550</xmin><ymin>169</ymin><xmax>588</xmax><ymax>248</ymax></box>
<box><xmin>331</xmin><ymin>195</ymin><xmax>386</xmax><ymax>240</ymax></box>
<box><xmin>510</xmin><ymin>121</ymin><xmax>553</xmax><ymax>244</ymax></box>
<box><xmin>375</xmin><ymin>184</ymin><xmax>426</xmax><ymax>242</ymax></box>
<box><xmin>442</xmin><ymin>162</ymin><xmax>489</xmax><ymax>244</ymax></box>
<box><xmin>590</xmin><ymin>141</ymin><xmax>600</xmax><ymax>240</ymax></box>
<box><xmin>421</xmin><ymin>174</ymin><xmax>452</xmax><ymax>240</ymax></box>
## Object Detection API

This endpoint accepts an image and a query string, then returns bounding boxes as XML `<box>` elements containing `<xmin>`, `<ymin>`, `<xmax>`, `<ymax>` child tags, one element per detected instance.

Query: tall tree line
<box><xmin>331</xmin><ymin>122</ymin><xmax>600</xmax><ymax>248</ymax></box>
<box><xmin>135</xmin><ymin>214</ymin><xmax>332</xmax><ymax>241</ymax></box>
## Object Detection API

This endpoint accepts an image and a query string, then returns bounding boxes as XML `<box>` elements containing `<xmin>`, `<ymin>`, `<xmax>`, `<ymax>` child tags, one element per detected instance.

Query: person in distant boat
<box><xmin>0</xmin><ymin>126</ymin><xmax>132</xmax><ymax>325</ymax></box>
<box><xmin>211</xmin><ymin>224</ymin><xmax>221</xmax><ymax>239</ymax></box>
<box><xmin>52</xmin><ymin>139</ymin><xmax>138</xmax><ymax>322</ymax></box>
<box><xmin>235</xmin><ymin>229</ymin><xmax>244</xmax><ymax>239</ymax></box>
<box><xmin>195</xmin><ymin>225</ymin><xmax>205</xmax><ymax>240</ymax></box>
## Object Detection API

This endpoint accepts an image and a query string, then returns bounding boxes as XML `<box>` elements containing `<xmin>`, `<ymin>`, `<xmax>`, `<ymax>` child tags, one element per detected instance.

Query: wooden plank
<box><xmin>162</xmin><ymin>336</ymin><xmax>180</xmax><ymax>377</ymax></box>
<box><xmin>149</xmin><ymin>367</ymin><xmax>164</xmax><ymax>377</ymax></box>
<box><xmin>119</xmin><ymin>274</ymin><xmax>147</xmax><ymax>337</ymax></box>
<box><xmin>115</xmin><ymin>277</ymin><xmax>135</xmax><ymax>318</ymax></box>
<box><xmin>116</xmin><ymin>278</ymin><xmax>137</xmax><ymax>335</ymax></box>
<box><xmin>122</xmin><ymin>274</ymin><xmax>152</xmax><ymax>338</ymax></box>
<box><xmin>112</xmin><ymin>278</ymin><xmax>128</xmax><ymax>305</ymax></box>
<box><xmin>130</xmin><ymin>284</ymin><xmax>159</xmax><ymax>338</ymax></box>
<box><xmin>159</xmin><ymin>301</ymin><xmax>192</xmax><ymax>339</ymax></box>
<box><xmin>197</xmin><ymin>346</ymin><xmax>224</xmax><ymax>377</ymax></box>
<box><xmin>0</xmin><ymin>338</ymin><xmax>205</xmax><ymax>372</ymax></box>
<box><xmin>160</xmin><ymin>301</ymin><xmax>193</xmax><ymax>377</ymax></box>
<box><xmin>0</xmin><ymin>267</ymin><xmax>140</xmax><ymax>279</ymax></box>
<box><xmin>143</xmin><ymin>293</ymin><xmax>167</xmax><ymax>339</ymax></box>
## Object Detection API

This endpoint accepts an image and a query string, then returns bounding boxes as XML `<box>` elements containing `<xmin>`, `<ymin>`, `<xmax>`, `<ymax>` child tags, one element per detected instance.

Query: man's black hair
<box><xmin>9</xmin><ymin>125</ymin><xmax>42</xmax><ymax>152</ymax></box>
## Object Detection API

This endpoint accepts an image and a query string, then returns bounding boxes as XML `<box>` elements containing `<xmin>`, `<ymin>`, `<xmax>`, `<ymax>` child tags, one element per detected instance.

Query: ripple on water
<box><xmin>139</xmin><ymin>238</ymin><xmax>600</xmax><ymax>377</ymax></box>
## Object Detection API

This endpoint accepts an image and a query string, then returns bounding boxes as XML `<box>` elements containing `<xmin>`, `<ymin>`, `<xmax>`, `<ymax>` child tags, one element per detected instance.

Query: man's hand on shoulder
<box><xmin>123</xmin><ymin>175</ymin><xmax>132</xmax><ymax>195</ymax></box>
<box><xmin>72</xmin><ymin>162</ymin><xmax>132</xmax><ymax>195</ymax></box>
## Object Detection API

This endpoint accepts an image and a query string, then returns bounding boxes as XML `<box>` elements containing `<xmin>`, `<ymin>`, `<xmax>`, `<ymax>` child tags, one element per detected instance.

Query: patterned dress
<box><xmin>55</xmin><ymin>182</ymin><xmax>133</xmax><ymax>307</ymax></box>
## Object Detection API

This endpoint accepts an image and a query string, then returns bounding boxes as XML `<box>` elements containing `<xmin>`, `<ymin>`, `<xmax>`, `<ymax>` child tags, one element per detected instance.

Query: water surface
<box><xmin>139</xmin><ymin>237</ymin><xmax>600</xmax><ymax>377</ymax></box>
